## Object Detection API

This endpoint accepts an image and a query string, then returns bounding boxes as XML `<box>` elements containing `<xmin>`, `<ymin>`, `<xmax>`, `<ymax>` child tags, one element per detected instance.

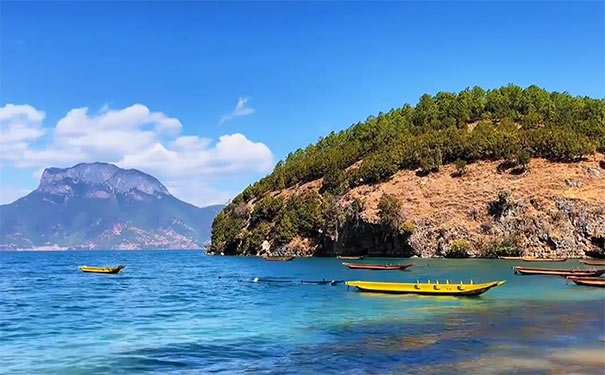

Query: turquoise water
<box><xmin>1</xmin><ymin>251</ymin><xmax>604</xmax><ymax>374</ymax></box>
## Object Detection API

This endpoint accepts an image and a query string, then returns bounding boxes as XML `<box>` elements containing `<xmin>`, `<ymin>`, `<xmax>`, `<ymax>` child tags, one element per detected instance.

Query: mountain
<box><xmin>0</xmin><ymin>162</ymin><xmax>224</xmax><ymax>250</ymax></box>
<box><xmin>209</xmin><ymin>84</ymin><xmax>605</xmax><ymax>258</ymax></box>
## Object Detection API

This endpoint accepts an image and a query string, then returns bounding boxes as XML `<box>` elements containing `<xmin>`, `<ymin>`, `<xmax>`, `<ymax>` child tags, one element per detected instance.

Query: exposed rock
<box><xmin>563</xmin><ymin>179</ymin><xmax>583</xmax><ymax>188</ymax></box>
<box><xmin>213</xmin><ymin>156</ymin><xmax>605</xmax><ymax>258</ymax></box>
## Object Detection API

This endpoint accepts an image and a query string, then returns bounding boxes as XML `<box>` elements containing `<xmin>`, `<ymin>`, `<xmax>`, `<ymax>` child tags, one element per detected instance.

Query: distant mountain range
<box><xmin>0</xmin><ymin>162</ymin><xmax>224</xmax><ymax>250</ymax></box>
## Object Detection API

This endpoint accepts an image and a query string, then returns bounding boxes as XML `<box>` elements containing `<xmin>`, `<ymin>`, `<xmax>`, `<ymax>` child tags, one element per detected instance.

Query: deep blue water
<box><xmin>1</xmin><ymin>251</ymin><xmax>604</xmax><ymax>374</ymax></box>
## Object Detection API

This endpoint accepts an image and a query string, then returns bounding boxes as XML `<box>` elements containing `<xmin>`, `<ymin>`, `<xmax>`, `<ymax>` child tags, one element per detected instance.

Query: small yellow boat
<box><xmin>346</xmin><ymin>280</ymin><xmax>505</xmax><ymax>296</ymax></box>
<box><xmin>79</xmin><ymin>265</ymin><xmax>125</xmax><ymax>274</ymax></box>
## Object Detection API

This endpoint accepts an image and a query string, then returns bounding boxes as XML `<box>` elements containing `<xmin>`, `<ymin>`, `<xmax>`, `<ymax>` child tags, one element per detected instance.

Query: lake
<box><xmin>1</xmin><ymin>251</ymin><xmax>604</xmax><ymax>374</ymax></box>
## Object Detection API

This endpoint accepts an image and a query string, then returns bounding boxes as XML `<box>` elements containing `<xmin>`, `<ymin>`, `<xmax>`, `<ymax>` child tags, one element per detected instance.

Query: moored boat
<box><xmin>264</xmin><ymin>256</ymin><xmax>295</xmax><ymax>261</ymax></box>
<box><xmin>342</xmin><ymin>263</ymin><xmax>413</xmax><ymax>270</ymax></box>
<box><xmin>346</xmin><ymin>280</ymin><xmax>505</xmax><ymax>296</ymax></box>
<box><xmin>499</xmin><ymin>256</ymin><xmax>523</xmax><ymax>260</ymax></box>
<box><xmin>337</xmin><ymin>255</ymin><xmax>366</xmax><ymax>260</ymax></box>
<box><xmin>579</xmin><ymin>259</ymin><xmax>605</xmax><ymax>266</ymax></box>
<box><xmin>79</xmin><ymin>265</ymin><xmax>125</xmax><ymax>274</ymax></box>
<box><xmin>566</xmin><ymin>276</ymin><xmax>605</xmax><ymax>287</ymax></box>
<box><xmin>512</xmin><ymin>266</ymin><xmax>605</xmax><ymax>277</ymax></box>
<box><xmin>522</xmin><ymin>257</ymin><xmax>567</xmax><ymax>262</ymax></box>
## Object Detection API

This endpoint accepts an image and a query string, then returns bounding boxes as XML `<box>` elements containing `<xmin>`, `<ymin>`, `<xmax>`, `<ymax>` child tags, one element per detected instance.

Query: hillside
<box><xmin>0</xmin><ymin>163</ymin><xmax>224</xmax><ymax>250</ymax></box>
<box><xmin>209</xmin><ymin>85</ymin><xmax>605</xmax><ymax>258</ymax></box>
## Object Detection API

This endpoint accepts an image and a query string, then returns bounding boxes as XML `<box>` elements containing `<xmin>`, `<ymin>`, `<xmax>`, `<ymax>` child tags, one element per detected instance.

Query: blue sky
<box><xmin>1</xmin><ymin>1</ymin><xmax>603</xmax><ymax>206</ymax></box>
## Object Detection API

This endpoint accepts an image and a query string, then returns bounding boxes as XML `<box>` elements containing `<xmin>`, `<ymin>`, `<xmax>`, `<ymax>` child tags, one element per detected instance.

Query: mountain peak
<box><xmin>38</xmin><ymin>162</ymin><xmax>171</xmax><ymax>196</ymax></box>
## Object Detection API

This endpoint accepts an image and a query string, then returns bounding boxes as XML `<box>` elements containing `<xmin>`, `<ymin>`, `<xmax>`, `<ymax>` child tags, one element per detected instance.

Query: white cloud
<box><xmin>0</xmin><ymin>104</ymin><xmax>46</xmax><ymax>145</ymax></box>
<box><xmin>219</xmin><ymin>97</ymin><xmax>255</xmax><ymax>124</ymax></box>
<box><xmin>0</xmin><ymin>103</ymin><xmax>274</xmax><ymax>207</ymax></box>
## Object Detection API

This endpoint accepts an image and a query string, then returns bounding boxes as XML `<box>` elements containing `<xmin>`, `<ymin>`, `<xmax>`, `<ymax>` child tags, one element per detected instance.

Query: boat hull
<box><xmin>567</xmin><ymin>276</ymin><xmax>605</xmax><ymax>287</ymax></box>
<box><xmin>337</xmin><ymin>256</ymin><xmax>366</xmax><ymax>260</ymax></box>
<box><xmin>346</xmin><ymin>280</ymin><xmax>505</xmax><ymax>296</ymax></box>
<box><xmin>522</xmin><ymin>258</ymin><xmax>567</xmax><ymax>262</ymax></box>
<box><xmin>579</xmin><ymin>260</ymin><xmax>605</xmax><ymax>266</ymax></box>
<box><xmin>264</xmin><ymin>256</ymin><xmax>294</xmax><ymax>261</ymax></box>
<box><xmin>342</xmin><ymin>263</ymin><xmax>413</xmax><ymax>270</ymax></box>
<box><xmin>513</xmin><ymin>266</ymin><xmax>605</xmax><ymax>277</ymax></box>
<box><xmin>79</xmin><ymin>265</ymin><xmax>125</xmax><ymax>274</ymax></box>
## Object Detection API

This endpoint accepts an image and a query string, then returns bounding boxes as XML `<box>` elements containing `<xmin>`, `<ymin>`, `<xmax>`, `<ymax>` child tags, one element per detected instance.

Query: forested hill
<box><xmin>210</xmin><ymin>85</ymin><xmax>605</xmax><ymax>258</ymax></box>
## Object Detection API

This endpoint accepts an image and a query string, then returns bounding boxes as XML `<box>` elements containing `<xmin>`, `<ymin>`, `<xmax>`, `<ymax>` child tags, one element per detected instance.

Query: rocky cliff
<box><xmin>210</xmin><ymin>155</ymin><xmax>605</xmax><ymax>258</ymax></box>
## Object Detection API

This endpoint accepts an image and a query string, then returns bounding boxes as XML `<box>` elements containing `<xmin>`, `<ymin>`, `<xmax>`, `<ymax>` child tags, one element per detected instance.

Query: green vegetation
<box><xmin>211</xmin><ymin>85</ymin><xmax>604</xmax><ymax>254</ymax></box>
<box><xmin>445</xmin><ymin>239</ymin><xmax>470</xmax><ymax>258</ymax></box>
<box><xmin>454</xmin><ymin>159</ymin><xmax>467</xmax><ymax>177</ymax></box>
<box><xmin>489</xmin><ymin>190</ymin><xmax>514</xmax><ymax>218</ymax></box>
<box><xmin>482</xmin><ymin>235</ymin><xmax>523</xmax><ymax>258</ymax></box>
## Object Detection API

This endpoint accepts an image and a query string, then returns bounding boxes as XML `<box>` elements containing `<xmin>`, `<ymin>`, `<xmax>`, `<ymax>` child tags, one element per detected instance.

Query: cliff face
<box><xmin>211</xmin><ymin>155</ymin><xmax>605</xmax><ymax>258</ymax></box>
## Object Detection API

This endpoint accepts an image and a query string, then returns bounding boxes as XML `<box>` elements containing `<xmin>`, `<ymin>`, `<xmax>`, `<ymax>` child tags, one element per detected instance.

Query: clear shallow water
<box><xmin>1</xmin><ymin>251</ymin><xmax>604</xmax><ymax>375</ymax></box>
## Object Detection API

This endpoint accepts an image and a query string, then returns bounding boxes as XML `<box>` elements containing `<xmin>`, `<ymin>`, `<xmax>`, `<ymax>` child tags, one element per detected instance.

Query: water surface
<box><xmin>1</xmin><ymin>251</ymin><xmax>603</xmax><ymax>374</ymax></box>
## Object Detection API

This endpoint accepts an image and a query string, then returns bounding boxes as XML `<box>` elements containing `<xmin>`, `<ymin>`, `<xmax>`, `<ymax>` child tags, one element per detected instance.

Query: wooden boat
<box><xmin>579</xmin><ymin>259</ymin><xmax>605</xmax><ymax>266</ymax></box>
<box><xmin>512</xmin><ymin>266</ymin><xmax>605</xmax><ymax>277</ymax></box>
<box><xmin>264</xmin><ymin>256</ymin><xmax>294</xmax><ymax>261</ymax></box>
<box><xmin>346</xmin><ymin>280</ymin><xmax>505</xmax><ymax>296</ymax></box>
<box><xmin>566</xmin><ymin>276</ymin><xmax>605</xmax><ymax>287</ymax></box>
<box><xmin>499</xmin><ymin>256</ymin><xmax>523</xmax><ymax>260</ymax></box>
<box><xmin>522</xmin><ymin>257</ymin><xmax>567</xmax><ymax>262</ymax></box>
<box><xmin>301</xmin><ymin>279</ymin><xmax>345</xmax><ymax>285</ymax></box>
<box><xmin>337</xmin><ymin>255</ymin><xmax>366</xmax><ymax>260</ymax></box>
<box><xmin>79</xmin><ymin>265</ymin><xmax>125</xmax><ymax>274</ymax></box>
<box><xmin>342</xmin><ymin>262</ymin><xmax>413</xmax><ymax>270</ymax></box>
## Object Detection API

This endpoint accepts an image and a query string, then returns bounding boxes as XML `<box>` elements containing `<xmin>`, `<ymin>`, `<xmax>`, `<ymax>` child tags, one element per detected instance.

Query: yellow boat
<box><xmin>346</xmin><ymin>280</ymin><xmax>505</xmax><ymax>296</ymax></box>
<box><xmin>79</xmin><ymin>265</ymin><xmax>125</xmax><ymax>274</ymax></box>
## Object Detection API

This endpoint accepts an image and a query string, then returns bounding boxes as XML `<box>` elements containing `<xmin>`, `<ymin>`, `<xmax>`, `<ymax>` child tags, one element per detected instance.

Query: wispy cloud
<box><xmin>219</xmin><ymin>97</ymin><xmax>255</xmax><ymax>124</ymax></box>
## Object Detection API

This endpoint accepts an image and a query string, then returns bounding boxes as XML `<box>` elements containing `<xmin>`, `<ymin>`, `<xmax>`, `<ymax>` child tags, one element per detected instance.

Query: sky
<box><xmin>1</xmin><ymin>1</ymin><xmax>603</xmax><ymax>207</ymax></box>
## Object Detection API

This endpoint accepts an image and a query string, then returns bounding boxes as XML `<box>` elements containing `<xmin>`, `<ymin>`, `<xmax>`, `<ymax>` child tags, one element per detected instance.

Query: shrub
<box><xmin>445</xmin><ymin>239</ymin><xmax>470</xmax><ymax>258</ymax></box>
<box><xmin>377</xmin><ymin>193</ymin><xmax>404</xmax><ymax>232</ymax></box>
<box><xmin>483</xmin><ymin>235</ymin><xmax>523</xmax><ymax>258</ymax></box>
<box><xmin>517</xmin><ymin>149</ymin><xmax>531</xmax><ymax>170</ymax></box>
<box><xmin>400</xmin><ymin>220</ymin><xmax>415</xmax><ymax>236</ymax></box>
<box><xmin>454</xmin><ymin>159</ymin><xmax>467</xmax><ymax>177</ymax></box>
<box><xmin>489</xmin><ymin>190</ymin><xmax>514</xmax><ymax>218</ymax></box>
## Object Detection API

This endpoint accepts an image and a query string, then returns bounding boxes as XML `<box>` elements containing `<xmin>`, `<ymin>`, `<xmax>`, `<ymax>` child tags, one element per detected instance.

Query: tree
<box><xmin>517</xmin><ymin>149</ymin><xmax>531</xmax><ymax>171</ymax></box>
<box><xmin>377</xmin><ymin>193</ymin><xmax>404</xmax><ymax>232</ymax></box>
<box><xmin>489</xmin><ymin>190</ymin><xmax>514</xmax><ymax>218</ymax></box>
<box><xmin>454</xmin><ymin>159</ymin><xmax>467</xmax><ymax>177</ymax></box>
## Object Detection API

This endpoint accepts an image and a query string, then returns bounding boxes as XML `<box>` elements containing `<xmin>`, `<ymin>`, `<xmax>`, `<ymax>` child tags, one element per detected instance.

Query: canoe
<box><xmin>79</xmin><ymin>265</ymin><xmax>125</xmax><ymax>274</ymax></box>
<box><xmin>346</xmin><ymin>280</ymin><xmax>505</xmax><ymax>296</ymax></box>
<box><xmin>522</xmin><ymin>257</ymin><xmax>567</xmax><ymax>262</ymax></box>
<box><xmin>264</xmin><ymin>256</ymin><xmax>294</xmax><ymax>261</ymax></box>
<box><xmin>512</xmin><ymin>266</ymin><xmax>605</xmax><ymax>277</ymax></box>
<box><xmin>342</xmin><ymin>263</ymin><xmax>413</xmax><ymax>270</ymax></box>
<box><xmin>566</xmin><ymin>276</ymin><xmax>605</xmax><ymax>287</ymax></box>
<box><xmin>337</xmin><ymin>255</ymin><xmax>366</xmax><ymax>260</ymax></box>
<box><xmin>499</xmin><ymin>256</ymin><xmax>523</xmax><ymax>260</ymax></box>
<box><xmin>579</xmin><ymin>259</ymin><xmax>605</xmax><ymax>266</ymax></box>
<box><xmin>301</xmin><ymin>280</ymin><xmax>345</xmax><ymax>285</ymax></box>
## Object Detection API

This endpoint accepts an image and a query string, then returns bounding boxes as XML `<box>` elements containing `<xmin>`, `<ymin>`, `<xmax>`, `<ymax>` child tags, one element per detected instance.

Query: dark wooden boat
<box><xmin>566</xmin><ymin>276</ymin><xmax>605</xmax><ymax>287</ymax></box>
<box><xmin>264</xmin><ymin>256</ymin><xmax>295</xmax><ymax>261</ymax></box>
<box><xmin>579</xmin><ymin>259</ymin><xmax>605</xmax><ymax>266</ymax></box>
<box><xmin>342</xmin><ymin>262</ymin><xmax>413</xmax><ymax>271</ymax></box>
<box><xmin>513</xmin><ymin>266</ymin><xmax>605</xmax><ymax>277</ymax></box>
<box><xmin>522</xmin><ymin>257</ymin><xmax>567</xmax><ymax>262</ymax></box>
<box><xmin>337</xmin><ymin>255</ymin><xmax>366</xmax><ymax>260</ymax></box>
<box><xmin>301</xmin><ymin>279</ymin><xmax>345</xmax><ymax>285</ymax></box>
